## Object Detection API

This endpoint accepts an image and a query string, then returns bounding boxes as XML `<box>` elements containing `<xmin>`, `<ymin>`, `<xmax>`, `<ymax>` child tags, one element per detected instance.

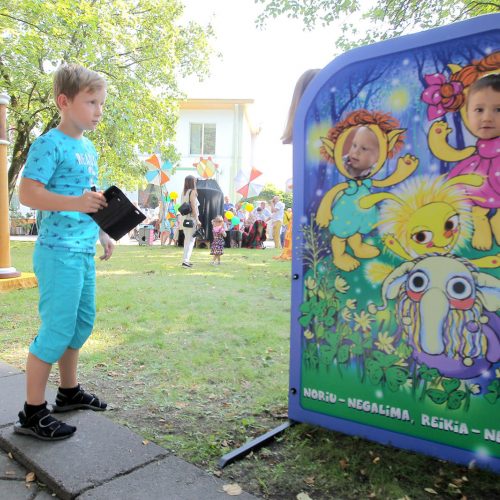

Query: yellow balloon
<box><xmin>245</xmin><ymin>203</ymin><xmax>254</xmax><ymax>212</ymax></box>
<box><xmin>170</xmin><ymin>191</ymin><xmax>178</xmax><ymax>200</ymax></box>
<box><xmin>225</xmin><ymin>211</ymin><xmax>234</xmax><ymax>220</ymax></box>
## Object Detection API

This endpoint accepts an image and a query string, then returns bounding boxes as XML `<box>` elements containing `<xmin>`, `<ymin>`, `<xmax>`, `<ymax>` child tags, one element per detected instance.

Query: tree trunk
<box><xmin>8</xmin><ymin>126</ymin><xmax>30</xmax><ymax>201</ymax></box>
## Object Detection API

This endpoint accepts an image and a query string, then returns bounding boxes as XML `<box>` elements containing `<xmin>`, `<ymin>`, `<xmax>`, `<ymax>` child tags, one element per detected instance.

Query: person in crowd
<box><xmin>173</xmin><ymin>212</ymin><xmax>181</xmax><ymax>246</ymax></box>
<box><xmin>15</xmin><ymin>64</ymin><xmax>111</xmax><ymax>441</ymax></box>
<box><xmin>159</xmin><ymin>198</ymin><xmax>169</xmax><ymax>246</ymax></box>
<box><xmin>180</xmin><ymin>175</ymin><xmax>200</xmax><ymax>268</ymax></box>
<box><xmin>160</xmin><ymin>200</ymin><xmax>176</xmax><ymax>246</ymax></box>
<box><xmin>223</xmin><ymin>195</ymin><xmax>234</xmax><ymax>212</ymax></box>
<box><xmin>210</xmin><ymin>215</ymin><xmax>227</xmax><ymax>265</ymax></box>
<box><xmin>281</xmin><ymin>207</ymin><xmax>292</xmax><ymax>247</ymax></box>
<box><xmin>268</xmin><ymin>195</ymin><xmax>285</xmax><ymax>249</ymax></box>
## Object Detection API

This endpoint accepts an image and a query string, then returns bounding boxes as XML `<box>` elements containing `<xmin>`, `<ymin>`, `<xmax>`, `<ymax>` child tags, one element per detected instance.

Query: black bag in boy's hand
<box><xmin>89</xmin><ymin>186</ymin><xmax>146</xmax><ymax>240</ymax></box>
<box><xmin>178</xmin><ymin>201</ymin><xmax>191</xmax><ymax>216</ymax></box>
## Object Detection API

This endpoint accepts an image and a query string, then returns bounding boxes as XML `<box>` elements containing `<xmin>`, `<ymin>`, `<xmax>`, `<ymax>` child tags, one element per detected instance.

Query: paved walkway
<box><xmin>0</xmin><ymin>362</ymin><xmax>257</xmax><ymax>499</ymax></box>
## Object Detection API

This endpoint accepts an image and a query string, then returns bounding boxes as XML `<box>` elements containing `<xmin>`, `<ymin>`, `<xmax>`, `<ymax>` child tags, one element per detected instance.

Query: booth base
<box><xmin>218</xmin><ymin>420</ymin><xmax>295</xmax><ymax>469</ymax></box>
<box><xmin>0</xmin><ymin>272</ymin><xmax>38</xmax><ymax>292</ymax></box>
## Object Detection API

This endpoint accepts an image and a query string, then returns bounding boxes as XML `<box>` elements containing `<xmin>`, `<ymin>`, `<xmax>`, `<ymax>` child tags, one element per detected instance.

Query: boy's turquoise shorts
<box><xmin>30</xmin><ymin>245</ymin><xmax>96</xmax><ymax>364</ymax></box>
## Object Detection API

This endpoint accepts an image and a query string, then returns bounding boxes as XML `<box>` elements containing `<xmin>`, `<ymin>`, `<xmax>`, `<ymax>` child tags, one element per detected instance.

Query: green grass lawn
<box><xmin>1</xmin><ymin>242</ymin><xmax>499</xmax><ymax>499</ymax></box>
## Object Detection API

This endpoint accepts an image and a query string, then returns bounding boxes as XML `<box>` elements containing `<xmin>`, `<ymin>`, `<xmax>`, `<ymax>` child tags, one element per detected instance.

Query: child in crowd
<box><xmin>210</xmin><ymin>215</ymin><xmax>226</xmax><ymax>265</ymax></box>
<box><xmin>16</xmin><ymin>64</ymin><xmax>112</xmax><ymax>441</ymax></box>
<box><xmin>343</xmin><ymin>126</ymin><xmax>380</xmax><ymax>179</ymax></box>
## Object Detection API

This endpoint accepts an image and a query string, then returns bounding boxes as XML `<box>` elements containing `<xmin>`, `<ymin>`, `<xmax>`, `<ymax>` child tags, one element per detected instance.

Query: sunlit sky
<box><xmin>181</xmin><ymin>0</ymin><xmax>341</xmax><ymax>189</ymax></box>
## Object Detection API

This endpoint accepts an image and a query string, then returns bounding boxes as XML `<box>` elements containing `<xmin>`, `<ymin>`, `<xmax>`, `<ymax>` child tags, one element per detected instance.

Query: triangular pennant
<box><xmin>249</xmin><ymin>167</ymin><xmax>263</xmax><ymax>182</ymax></box>
<box><xmin>145</xmin><ymin>154</ymin><xmax>161</xmax><ymax>169</ymax></box>
<box><xmin>160</xmin><ymin>171</ymin><xmax>170</xmax><ymax>184</ymax></box>
<box><xmin>145</xmin><ymin>170</ymin><xmax>158</xmax><ymax>183</ymax></box>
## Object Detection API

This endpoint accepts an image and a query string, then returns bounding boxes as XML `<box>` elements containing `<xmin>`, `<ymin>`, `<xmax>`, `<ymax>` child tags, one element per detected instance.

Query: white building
<box><xmin>167</xmin><ymin>98</ymin><xmax>260</xmax><ymax>202</ymax></box>
<box><xmin>12</xmin><ymin>98</ymin><xmax>260</xmax><ymax>216</ymax></box>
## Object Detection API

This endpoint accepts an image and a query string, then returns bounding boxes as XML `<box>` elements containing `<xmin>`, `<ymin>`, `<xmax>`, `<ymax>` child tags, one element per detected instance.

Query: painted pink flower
<box><xmin>421</xmin><ymin>73</ymin><xmax>464</xmax><ymax>120</ymax></box>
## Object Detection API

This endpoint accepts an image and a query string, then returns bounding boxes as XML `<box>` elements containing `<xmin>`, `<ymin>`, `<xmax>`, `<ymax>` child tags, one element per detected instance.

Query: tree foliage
<box><xmin>1</xmin><ymin>0</ymin><xmax>213</xmax><ymax>199</ymax></box>
<box><xmin>255</xmin><ymin>0</ymin><xmax>499</xmax><ymax>51</ymax></box>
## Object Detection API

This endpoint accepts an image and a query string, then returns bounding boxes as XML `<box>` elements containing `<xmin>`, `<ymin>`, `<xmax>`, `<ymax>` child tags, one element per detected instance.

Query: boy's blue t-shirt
<box><xmin>22</xmin><ymin>128</ymin><xmax>100</xmax><ymax>253</ymax></box>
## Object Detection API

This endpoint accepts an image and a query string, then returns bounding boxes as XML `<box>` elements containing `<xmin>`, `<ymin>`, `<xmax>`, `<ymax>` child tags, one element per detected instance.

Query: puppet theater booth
<box><xmin>177</xmin><ymin>178</ymin><xmax>224</xmax><ymax>248</ymax></box>
<box><xmin>219</xmin><ymin>13</ymin><xmax>500</xmax><ymax>473</ymax></box>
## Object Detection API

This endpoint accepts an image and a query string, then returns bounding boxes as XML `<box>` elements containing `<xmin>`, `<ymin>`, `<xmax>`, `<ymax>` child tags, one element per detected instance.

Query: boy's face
<box><xmin>346</xmin><ymin>127</ymin><xmax>380</xmax><ymax>172</ymax></box>
<box><xmin>467</xmin><ymin>87</ymin><xmax>500</xmax><ymax>140</ymax></box>
<box><xmin>58</xmin><ymin>86</ymin><xmax>106</xmax><ymax>134</ymax></box>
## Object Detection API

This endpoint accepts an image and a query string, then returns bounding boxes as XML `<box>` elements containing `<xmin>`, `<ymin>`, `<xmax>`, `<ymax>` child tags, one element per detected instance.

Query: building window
<box><xmin>190</xmin><ymin>123</ymin><xmax>216</xmax><ymax>155</ymax></box>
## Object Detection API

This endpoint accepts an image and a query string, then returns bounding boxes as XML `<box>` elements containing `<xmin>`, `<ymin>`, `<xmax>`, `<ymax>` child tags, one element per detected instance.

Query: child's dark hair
<box><xmin>467</xmin><ymin>73</ymin><xmax>500</xmax><ymax>102</ymax></box>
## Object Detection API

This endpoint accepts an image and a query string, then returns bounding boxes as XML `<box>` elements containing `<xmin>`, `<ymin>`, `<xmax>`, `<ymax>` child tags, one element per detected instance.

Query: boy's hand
<box><xmin>99</xmin><ymin>231</ymin><xmax>114</xmax><ymax>260</ymax></box>
<box><xmin>79</xmin><ymin>191</ymin><xmax>107</xmax><ymax>213</ymax></box>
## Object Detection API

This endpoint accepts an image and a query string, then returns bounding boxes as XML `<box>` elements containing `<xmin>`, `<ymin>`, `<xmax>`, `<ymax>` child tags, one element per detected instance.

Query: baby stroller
<box><xmin>242</xmin><ymin>220</ymin><xmax>267</xmax><ymax>249</ymax></box>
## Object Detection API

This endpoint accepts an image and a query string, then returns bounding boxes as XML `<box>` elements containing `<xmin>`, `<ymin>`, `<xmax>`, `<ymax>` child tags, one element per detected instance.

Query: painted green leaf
<box><xmin>427</xmin><ymin>389</ymin><xmax>448</xmax><ymax>405</ymax></box>
<box><xmin>300</xmin><ymin>301</ymin><xmax>312</xmax><ymax>313</ymax></box>
<box><xmin>372</xmin><ymin>350</ymin><xmax>399</xmax><ymax>368</ymax></box>
<box><xmin>447</xmin><ymin>390</ymin><xmax>466</xmax><ymax>410</ymax></box>
<box><xmin>316</xmin><ymin>325</ymin><xmax>326</xmax><ymax>340</ymax></box>
<box><xmin>337</xmin><ymin>344</ymin><xmax>350</xmax><ymax>364</ymax></box>
<box><xmin>319</xmin><ymin>345</ymin><xmax>335</xmax><ymax>366</ymax></box>
<box><xmin>386</xmin><ymin>367</ymin><xmax>409</xmax><ymax>392</ymax></box>
<box><xmin>299</xmin><ymin>314</ymin><xmax>312</xmax><ymax>327</ymax></box>
<box><xmin>442</xmin><ymin>378</ymin><xmax>461</xmax><ymax>394</ymax></box>
<box><xmin>484</xmin><ymin>392</ymin><xmax>499</xmax><ymax>405</ymax></box>
<box><xmin>366</xmin><ymin>360</ymin><xmax>383</xmax><ymax>385</ymax></box>
<box><xmin>487</xmin><ymin>379</ymin><xmax>500</xmax><ymax>395</ymax></box>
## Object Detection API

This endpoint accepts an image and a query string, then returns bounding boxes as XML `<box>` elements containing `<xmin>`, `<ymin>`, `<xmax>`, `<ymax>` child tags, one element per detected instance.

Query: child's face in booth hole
<box><xmin>467</xmin><ymin>87</ymin><xmax>500</xmax><ymax>140</ymax></box>
<box><xmin>346</xmin><ymin>127</ymin><xmax>380</xmax><ymax>173</ymax></box>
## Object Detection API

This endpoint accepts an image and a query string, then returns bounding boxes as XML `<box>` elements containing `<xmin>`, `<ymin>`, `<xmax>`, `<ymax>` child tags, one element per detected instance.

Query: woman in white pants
<box><xmin>180</xmin><ymin>175</ymin><xmax>200</xmax><ymax>268</ymax></box>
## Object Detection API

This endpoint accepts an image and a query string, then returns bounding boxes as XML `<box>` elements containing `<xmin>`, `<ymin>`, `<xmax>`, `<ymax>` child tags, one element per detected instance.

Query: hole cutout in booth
<box><xmin>342</xmin><ymin>126</ymin><xmax>381</xmax><ymax>179</ymax></box>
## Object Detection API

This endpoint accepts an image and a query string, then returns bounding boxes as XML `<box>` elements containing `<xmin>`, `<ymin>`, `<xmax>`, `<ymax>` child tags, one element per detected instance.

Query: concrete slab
<box><xmin>0</xmin><ymin>479</ymin><xmax>35</xmax><ymax>499</ymax></box>
<box><xmin>0</xmin><ymin>362</ymin><xmax>21</xmax><ymax>377</ymax></box>
<box><xmin>78</xmin><ymin>454</ymin><xmax>257</xmax><ymax>500</ymax></box>
<box><xmin>0</xmin><ymin>448</ymin><xmax>27</xmax><ymax>480</ymax></box>
<box><xmin>0</xmin><ymin>374</ymin><xmax>56</xmax><ymax>428</ymax></box>
<box><xmin>0</xmin><ymin>410</ymin><xmax>167</xmax><ymax>500</ymax></box>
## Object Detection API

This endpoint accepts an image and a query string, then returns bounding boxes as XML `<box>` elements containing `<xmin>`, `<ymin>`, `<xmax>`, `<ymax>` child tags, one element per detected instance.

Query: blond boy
<box><xmin>15</xmin><ymin>64</ymin><xmax>113</xmax><ymax>440</ymax></box>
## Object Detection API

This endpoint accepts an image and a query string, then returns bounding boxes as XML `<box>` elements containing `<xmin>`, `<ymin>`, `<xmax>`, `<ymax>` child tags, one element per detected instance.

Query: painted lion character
<box><xmin>316</xmin><ymin>110</ymin><xmax>418</xmax><ymax>272</ymax></box>
<box><xmin>359</xmin><ymin>173</ymin><xmax>500</xmax><ymax>269</ymax></box>
<box><xmin>379</xmin><ymin>255</ymin><xmax>500</xmax><ymax>379</ymax></box>
<box><xmin>423</xmin><ymin>52</ymin><xmax>500</xmax><ymax>251</ymax></box>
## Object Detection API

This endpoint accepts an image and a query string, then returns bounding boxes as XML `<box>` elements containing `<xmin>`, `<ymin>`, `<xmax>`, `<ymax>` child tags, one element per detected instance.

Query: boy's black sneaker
<box><xmin>14</xmin><ymin>407</ymin><xmax>76</xmax><ymax>441</ymax></box>
<box><xmin>53</xmin><ymin>385</ymin><xmax>107</xmax><ymax>412</ymax></box>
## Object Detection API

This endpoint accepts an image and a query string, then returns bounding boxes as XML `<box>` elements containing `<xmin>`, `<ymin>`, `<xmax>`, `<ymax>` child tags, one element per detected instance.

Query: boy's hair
<box><xmin>467</xmin><ymin>73</ymin><xmax>500</xmax><ymax>102</ymax></box>
<box><xmin>53</xmin><ymin>64</ymin><xmax>106</xmax><ymax>108</ymax></box>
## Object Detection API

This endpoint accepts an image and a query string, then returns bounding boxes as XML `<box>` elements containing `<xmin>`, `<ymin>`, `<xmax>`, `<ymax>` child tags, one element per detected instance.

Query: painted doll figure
<box><xmin>447</xmin><ymin>74</ymin><xmax>500</xmax><ymax>249</ymax></box>
<box><xmin>424</xmin><ymin>53</ymin><xmax>500</xmax><ymax>251</ymax></box>
<box><xmin>316</xmin><ymin>110</ymin><xmax>418</xmax><ymax>272</ymax></box>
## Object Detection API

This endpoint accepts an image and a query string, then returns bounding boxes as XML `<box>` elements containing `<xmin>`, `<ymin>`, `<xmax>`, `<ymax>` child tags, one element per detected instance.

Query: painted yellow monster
<box><xmin>316</xmin><ymin>110</ymin><xmax>418</xmax><ymax>272</ymax></box>
<box><xmin>359</xmin><ymin>173</ymin><xmax>500</xmax><ymax>270</ymax></box>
